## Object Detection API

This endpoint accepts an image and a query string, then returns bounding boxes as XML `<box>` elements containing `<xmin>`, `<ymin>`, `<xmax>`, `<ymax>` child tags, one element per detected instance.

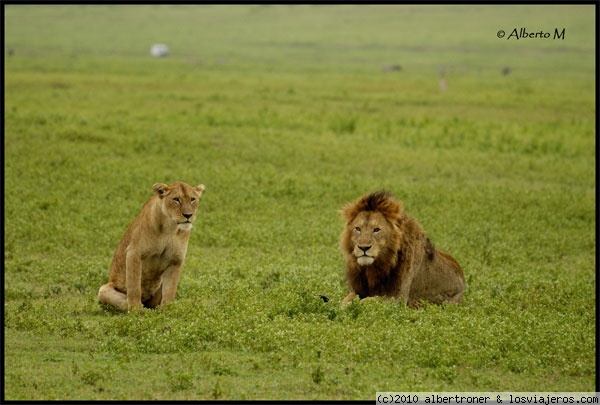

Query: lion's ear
<box><xmin>153</xmin><ymin>183</ymin><xmax>171</xmax><ymax>197</ymax></box>
<box><xmin>195</xmin><ymin>184</ymin><xmax>206</xmax><ymax>196</ymax></box>
<box><xmin>341</xmin><ymin>203</ymin><xmax>358</xmax><ymax>222</ymax></box>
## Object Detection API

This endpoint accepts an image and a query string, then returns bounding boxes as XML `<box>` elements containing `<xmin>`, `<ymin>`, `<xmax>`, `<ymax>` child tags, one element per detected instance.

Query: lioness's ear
<box><xmin>195</xmin><ymin>184</ymin><xmax>206</xmax><ymax>196</ymax></box>
<box><xmin>153</xmin><ymin>183</ymin><xmax>171</xmax><ymax>197</ymax></box>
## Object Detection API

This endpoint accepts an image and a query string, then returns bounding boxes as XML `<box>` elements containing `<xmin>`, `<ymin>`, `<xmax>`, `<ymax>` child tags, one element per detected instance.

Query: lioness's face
<box><xmin>348</xmin><ymin>211</ymin><xmax>394</xmax><ymax>266</ymax></box>
<box><xmin>154</xmin><ymin>182</ymin><xmax>205</xmax><ymax>231</ymax></box>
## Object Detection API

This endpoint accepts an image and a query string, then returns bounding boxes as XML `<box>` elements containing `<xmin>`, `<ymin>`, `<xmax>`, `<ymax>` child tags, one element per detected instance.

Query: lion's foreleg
<box><xmin>341</xmin><ymin>292</ymin><xmax>358</xmax><ymax>306</ymax></box>
<box><xmin>125</xmin><ymin>250</ymin><xmax>143</xmax><ymax>310</ymax></box>
<box><xmin>397</xmin><ymin>250</ymin><xmax>424</xmax><ymax>306</ymax></box>
<box><xmin>395</xmin><ymin>264</ymin><xmax>415</xmax><ymax>306</ymax></box>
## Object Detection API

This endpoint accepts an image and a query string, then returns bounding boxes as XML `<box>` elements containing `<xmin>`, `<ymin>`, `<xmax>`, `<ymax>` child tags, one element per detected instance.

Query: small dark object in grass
<box><xmin>319</xmin><ymin>295</ymin><xmax>329</xmax><ymax>303</ymax></box>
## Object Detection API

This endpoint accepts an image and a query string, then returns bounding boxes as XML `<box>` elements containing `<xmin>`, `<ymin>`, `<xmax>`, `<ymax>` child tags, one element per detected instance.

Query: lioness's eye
<box><xmin>173</xmin><ymin>198</ymin><xmax>181</xmax><ymax>204</ymax></box>
<box><xmin>191</xmin><ymin>198</ymin><xmax>196</xmax><ymax>203</ymax></box>
<box><xmin>373</xmin><ymin>228</ymin><xmax>381</xmax><ymax>233</ymax></box>
<box><xmin>354</xmin><ymin>227</ymin><xmax>361</xmax><ymax>232</ymax></box>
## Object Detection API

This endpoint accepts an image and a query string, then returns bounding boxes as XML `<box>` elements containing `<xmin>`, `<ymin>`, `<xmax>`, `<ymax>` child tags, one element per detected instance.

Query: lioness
<box><xmin>340</xmin><ymin>190</ymin><xmax>465</xmax><ymax>308</ymax></box>
<box><xmin>98</xmin><ymin>181</ymin><xmax>205</xmax><ymax>311</ymax></box>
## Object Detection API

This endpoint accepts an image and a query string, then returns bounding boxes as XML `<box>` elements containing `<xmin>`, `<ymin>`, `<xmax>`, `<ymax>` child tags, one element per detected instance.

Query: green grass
<box><xmin>3</xmin><ymin>4</ymin><xmax>596</xmax><ymax>400</ymax></box>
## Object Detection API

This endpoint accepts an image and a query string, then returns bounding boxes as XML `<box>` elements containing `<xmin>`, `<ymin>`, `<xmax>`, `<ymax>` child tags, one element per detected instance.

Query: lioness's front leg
<box><xmin>160</xmin><ymin>262</ymin><xmax>184</xmax><ymax>306</ymax></box>
<box><xmin>125</xmin><ymin>249</ymin><xmax>143</xmax><ymax>310</ymax></box>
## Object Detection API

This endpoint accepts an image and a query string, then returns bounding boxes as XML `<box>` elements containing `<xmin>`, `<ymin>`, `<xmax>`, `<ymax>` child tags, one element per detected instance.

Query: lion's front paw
<box><xmin>341</xmin><ymin>292</ymin><xmax>358</xmax><ymax>307</ymax></box>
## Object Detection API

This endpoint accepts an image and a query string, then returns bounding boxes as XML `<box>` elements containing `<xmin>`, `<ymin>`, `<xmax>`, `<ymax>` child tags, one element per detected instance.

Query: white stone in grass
<box><xmin>150</xmin><ymin>44</ymin><xmax>169</xmax><ymax>57</ymax></box>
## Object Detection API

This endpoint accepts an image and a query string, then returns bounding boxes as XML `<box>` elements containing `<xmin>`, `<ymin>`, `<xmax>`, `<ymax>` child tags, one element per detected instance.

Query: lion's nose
<box><xmin>358</xmin><ymin>245</ymin><xmax>371</xmax><ymax>253</ymax></box>
<box><xmin>182</xmin><ymin>213</ymin><xmax>193</xmax><ymax>219</ymax></box>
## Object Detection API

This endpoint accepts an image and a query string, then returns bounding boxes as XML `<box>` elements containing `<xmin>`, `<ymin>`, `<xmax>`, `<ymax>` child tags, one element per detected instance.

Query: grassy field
<box><xmin>3</xmin><ymin>5</ymin><xmax>596</xmax><ymax>400</ymax></box>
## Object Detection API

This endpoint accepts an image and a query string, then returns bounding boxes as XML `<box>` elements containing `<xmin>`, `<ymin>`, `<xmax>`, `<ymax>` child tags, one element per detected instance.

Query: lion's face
<box><xmin>347</xmin><ymin>211</ymin><xmax>396</xmax><ymax>266</ymax></box>
<box><xmin>154</xmin><ymin>182</ymin><xmax>205</xmax><ymax>231</ymax></box>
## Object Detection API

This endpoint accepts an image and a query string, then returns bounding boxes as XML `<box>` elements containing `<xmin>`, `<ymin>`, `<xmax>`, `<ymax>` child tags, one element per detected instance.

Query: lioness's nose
<box><xmin>183</xmin><ymin>213</ymin><xmax>193</xmax><ymax>219</ymax></box>
<box><xmin>358</xmin><ymin>245</ymin><xmax>371</xmax><ymax>253</ymax></box>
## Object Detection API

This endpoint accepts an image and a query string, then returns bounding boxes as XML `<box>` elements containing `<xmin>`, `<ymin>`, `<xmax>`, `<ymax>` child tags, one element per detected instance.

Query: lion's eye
<box><xmin>173</xmin><ymin>198</ymin><xmax>181</xmax><ymax>204</ymax></box>
<box><xmin>191</xmin><ymin>198</ymin><xmax>196</xmax><ymax>203</ymax></box>
<box><xmin>373</xmin><ymin>228</ymin><xmax>381</xmax><ymax>233</ymax></box>
<box><xmin>354</xmin><ymin>226</ymin><xmax>361</xmax><ymax>232</ymax></box>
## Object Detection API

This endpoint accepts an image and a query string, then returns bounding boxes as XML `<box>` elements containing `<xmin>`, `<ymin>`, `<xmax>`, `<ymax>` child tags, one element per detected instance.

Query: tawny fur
<box><xmin>340</xmin><ymin>190</ymin><xmax>466</xmax><ymax>308</ymax></box>
<box><xmin>98</xmin><ymin>181</ymin><xmax>205</xmax><ymax>311</ymax></box>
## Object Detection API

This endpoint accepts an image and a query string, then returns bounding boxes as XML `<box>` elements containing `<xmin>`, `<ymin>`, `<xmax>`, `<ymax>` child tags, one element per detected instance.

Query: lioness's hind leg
<box><xmin>143</xmin><ymin>288</ymin><xmax>162</xmax><ymax>309</ymax></box>
<box><xmin>98</xmin><ymin>283</ymin><xmax>128</xmax><ymax>311</ymax></box>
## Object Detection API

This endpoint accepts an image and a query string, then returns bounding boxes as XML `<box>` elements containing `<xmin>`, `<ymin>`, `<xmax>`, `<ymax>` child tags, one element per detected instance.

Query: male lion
<box><xmin>340</xmin><ymin>190</ymin><xmax>465</xmax><ymax>308</ymax></box>
<box><xmin>98</xmin><ymin>181</ymin><xmax>205</xmax><ymax>311</ymax></box>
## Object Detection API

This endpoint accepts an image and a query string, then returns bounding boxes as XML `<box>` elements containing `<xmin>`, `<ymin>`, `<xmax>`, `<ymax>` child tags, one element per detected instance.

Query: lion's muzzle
<box><xmin>355</xmin><ymin>245</ymin><xmax>375</xmax><ymax>266</ymax></box>
<box><xmin>357</xmin><ymin>255</ymin><xmax>375</xmax><ymax>266</ymax></box>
